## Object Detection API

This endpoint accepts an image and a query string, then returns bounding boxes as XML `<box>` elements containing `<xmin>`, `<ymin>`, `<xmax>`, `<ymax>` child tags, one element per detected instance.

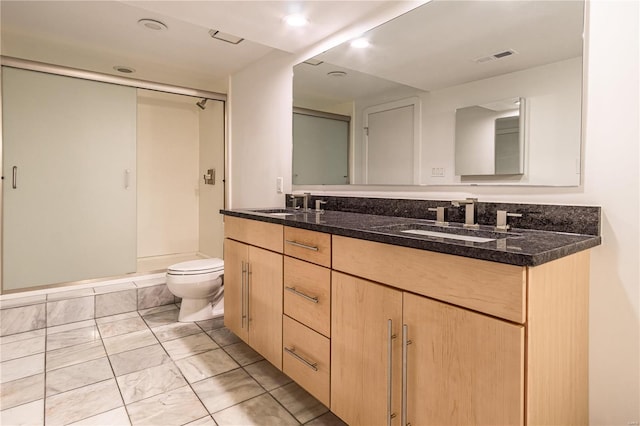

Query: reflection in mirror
<box><xmin>293</xmin><ymin>0</ymin><xmax>584</xmax><ymax>186</ymax></box>
<box><xmin>455</xmin><ymin>97</ymin><xmax>525</xmax><ymax>176</ymax></box>
<box><xmin>293</xmin><ymin>108</ymin><xmax>350</xmax><ymax>184</ymax></box>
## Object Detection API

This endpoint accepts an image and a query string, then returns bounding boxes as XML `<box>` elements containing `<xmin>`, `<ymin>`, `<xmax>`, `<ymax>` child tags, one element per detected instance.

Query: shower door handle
<box><xmin>12</xmin><ymin>166</ymin><xmax>18</xmax><ymax>189</ymax></box>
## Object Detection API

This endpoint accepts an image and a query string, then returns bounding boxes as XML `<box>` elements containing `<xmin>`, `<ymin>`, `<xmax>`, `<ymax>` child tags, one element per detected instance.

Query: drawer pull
<box><xmin>284</xmin><ymin>346</ymin><xmax>318</xmax><ymax>371</ymax></box>
<box><xmin>285</xmin><ymin>286</ymin><xmax>319</xmax><ymax>303</ymax></box>
<box><xmin>285</xmin><ymin>240</ymin><xmax>319</xmax><ymax>251</ymax></box>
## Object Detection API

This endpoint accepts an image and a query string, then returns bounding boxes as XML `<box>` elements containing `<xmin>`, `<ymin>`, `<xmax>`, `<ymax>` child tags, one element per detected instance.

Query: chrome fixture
<box><xmin>495</xmin><ymin>210</ymin><xmax>523</xmax><ymax>231</ymax></box>
<box><xmin>289</xmin><ymin>194</ymin><xmax>306</xmax><ymax>210</ymax></box>
<box><xmin>315</xmin><ymin>199</ymin><xmax>327</xmax><ymax>212</ymax></box>
<box><xmin>203</xmin><ymin>168</ymin><xmax>215</xmax><ymax>185</ymax></box>
<box><xmin>451</xmin><ymin>198</ymin><xmax>479</xmax><ymax>229</ymax></box>
<box><xmin>196</xmin><ymin>98</ymin><xmax>208</xmax><ymax>110</ymax></box>
<box><xmin>290</xmin><ymin>193</ymin><xmax>311</xmax><ymax>210</ymax></box>
<box><xmin>427</xmin><ymin>206</ymin><xmax>448</xmax><ymax>226</ymax></box>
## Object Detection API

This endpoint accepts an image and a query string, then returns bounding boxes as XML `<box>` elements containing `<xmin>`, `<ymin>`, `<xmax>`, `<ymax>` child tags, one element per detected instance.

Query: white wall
<box><xmin>228</xmin><ymin>50</ymin><xmax>294</xmax><ymax>208</ymax></box>
<box><xmin>228</xmin><ymin>1</ymin><xmax>639</xmax><ymax>423</ymax></box>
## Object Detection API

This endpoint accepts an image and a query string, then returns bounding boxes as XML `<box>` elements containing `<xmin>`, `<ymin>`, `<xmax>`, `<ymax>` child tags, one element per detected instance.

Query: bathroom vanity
<box><xmin>221</xmin><ymin>203</ymin><xmax>600</xmax><ymax>426</ymax></box>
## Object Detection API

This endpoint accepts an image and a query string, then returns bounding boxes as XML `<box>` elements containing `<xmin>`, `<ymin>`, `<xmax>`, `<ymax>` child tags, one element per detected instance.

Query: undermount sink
<box><xmin>249</xmin><ymin>208</ymin><xmax>301</xmax><ymax>217</ymax></box>
<box><xmin>375</xmin><ymin>223</ymin><xmax>518</xmax><ymax>243</ymax></box>
<box><xmin>399</xmin><ymin>228</ymin><xmax>496</xmax><ymax>243</ymax></box>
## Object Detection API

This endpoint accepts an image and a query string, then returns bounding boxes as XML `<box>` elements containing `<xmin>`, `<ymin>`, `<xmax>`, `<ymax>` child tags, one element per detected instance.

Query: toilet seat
<box><xmin>167</xmin><ymin>258</ymin><xmax>224</xmax><ymax>276</ymax></box>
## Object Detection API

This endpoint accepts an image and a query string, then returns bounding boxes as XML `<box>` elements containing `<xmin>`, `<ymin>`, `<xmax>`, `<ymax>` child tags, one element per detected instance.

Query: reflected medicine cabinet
<box><xmin>455</xmin><ymin>97</ymin><xmax>525</xmax><ymax>176</ymax></box>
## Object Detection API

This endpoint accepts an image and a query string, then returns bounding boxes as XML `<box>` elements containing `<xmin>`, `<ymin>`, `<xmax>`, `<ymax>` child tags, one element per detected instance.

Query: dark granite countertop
<box><xmin>220</xmin><ymin>208</ymin><xmax>601</xmax><ymax>267</ymax></box>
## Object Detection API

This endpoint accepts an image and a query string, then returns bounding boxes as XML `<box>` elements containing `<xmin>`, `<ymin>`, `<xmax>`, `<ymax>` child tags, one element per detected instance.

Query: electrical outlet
<box><xmin>431</xmin><ymin>167</ymin><xmax>445</xmax><ymax>177</ymax></box>
<box><xmin>276</xmin><ymin>177</ymin><xmax>283</xmax><ymax>193</ymax></box>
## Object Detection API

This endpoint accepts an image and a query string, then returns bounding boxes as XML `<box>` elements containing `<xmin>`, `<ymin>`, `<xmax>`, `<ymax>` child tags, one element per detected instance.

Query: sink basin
<box><xmin>399</xmin><ymin>228</ymin><xmax>496</xmax><ymax>243</ymax></box>
<box><xmin>374</xmin><ymin>223</ymin><xmax>517</xmax><ymax>243</ymax></box>
<box><xmin>249</xmin><ymin>208</ymin><xmax>301</xmax><ymax>217</ymax></box>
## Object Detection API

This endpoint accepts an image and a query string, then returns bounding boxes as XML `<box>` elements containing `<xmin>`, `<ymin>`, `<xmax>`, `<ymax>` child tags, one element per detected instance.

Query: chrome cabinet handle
<box><xmin>285</xmin><ymin>286</ymin><xmax>319</xmax><ymax>303</ymax></box>
<box><xmin>246</xmin><ymin>263</ymin><xmax>251</xmax><ymax>328</ymax></box>
<box><xmin>285</xmin><ymin>240</ymin><xmax>319</xmax><ymax>251</ymax></box>
<box><xmin>388</xmin><ymin>319</ymin><xmax>397</xmax><ymax>425</ymax></box>
<box><xmin>12</xmin><ymin>166</ymin><xmax>17</xmax><ymax>189</ymax></box>
<box><xmin>402</xmin><ymin>324</ymin><xmax>412</xmax><ymax>426</ymax></box>
<box><xmin>241</xmin><ymin>261</ymin><xmax>247</xmax><ymax>329</ymax></box>
<box><xmin>284</xmin><ymin>347</ymin><xmax>318</xmax><ymax>371</ymax></box>
<box><xmin>124</xmin><ymin>169</ymin><xmax>131</xmax><ymax>189</ymax></box>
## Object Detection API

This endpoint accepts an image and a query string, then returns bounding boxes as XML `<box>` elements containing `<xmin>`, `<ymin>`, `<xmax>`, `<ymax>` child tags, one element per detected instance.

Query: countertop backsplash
<box><xmin>285</xmin><ymin>194</ymin><xmax>601</xmax><ymax>237</ymax></box>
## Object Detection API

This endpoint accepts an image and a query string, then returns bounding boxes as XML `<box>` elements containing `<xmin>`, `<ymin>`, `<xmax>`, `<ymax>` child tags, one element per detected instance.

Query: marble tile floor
<box><xmin>0</xmin><ymin>304</ymin><xmax>347</xmax><ymax>426</ymax></box>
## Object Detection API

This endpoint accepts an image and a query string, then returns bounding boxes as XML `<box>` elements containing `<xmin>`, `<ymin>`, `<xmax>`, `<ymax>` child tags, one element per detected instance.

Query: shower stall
<box><xmin>1</xmin><ymin>66</ymin><xmax>225</xmax><ymax>293</ymax></box>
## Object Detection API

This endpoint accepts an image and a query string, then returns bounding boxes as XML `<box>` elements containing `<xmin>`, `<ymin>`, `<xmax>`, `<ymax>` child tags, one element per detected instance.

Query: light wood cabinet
<box><xmin>282</xmin><ymin>226</ymin><xmax>333</xmax><ymax>405</ymax></box>
<box><xmin>403</xmin><ymin>293</ymin><xmax>524</xmax><ymax>425</ymax></box>
<box><xmin>331</xmin><ymin>272</ymin><xmax>524</xmax><ymax>426</ymax></box>
<box><xmin>283</xmin><ymin>315</ymin><xmax>331</xmax><ymax>406</ymax></box>
<box><xmin>331</xmin><ymin>272</ymin><xmax>403</xmax><ymax>426</ymax></box>
<box><xmin>331</xmin><ymin>236</ymin><xmax>589</xmax><ymax>425</ymax></box>
<box><xmin>224</xmin><ymin>219</ymin><xmax>283</xmax><ymax>369</ymax></box>
<box><xmin>283</xmin><ymin>256</ymin><xmax>331</xmax><ymax>337</ymax></box>
<box><xmin>284</xmin><ymin>226</ymin><xmax>331</xmax><ymax>267</ymax></box>
<box><xmin>223</xmin><ymin>217</ymin><xmax>589</xmax><ymax>425</ymax></box>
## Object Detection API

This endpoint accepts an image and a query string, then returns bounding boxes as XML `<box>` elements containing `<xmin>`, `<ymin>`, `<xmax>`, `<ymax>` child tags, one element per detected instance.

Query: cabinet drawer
<box><xmin>283</xmin><ymin>315</ymin><xmax>330</xmax><ymax>407</ymax></box>
<box><xmin>332</xmin><ymin>236</ymin><xmax>526</xmax><ymax>323</ymax></box>
<box><xmin>284</xmin><ymin>227</ymin><xmax>331</xmax><ymax>267</ymax></box>
<box><xmin>224</xmin><ymin>216</ymin><xmax>283</xmax><ymax>253</ymax></box>
<box><xmin>284</xmin><ymin>257</ymin><xmax>331</xmax><ymax>337</ymax></box>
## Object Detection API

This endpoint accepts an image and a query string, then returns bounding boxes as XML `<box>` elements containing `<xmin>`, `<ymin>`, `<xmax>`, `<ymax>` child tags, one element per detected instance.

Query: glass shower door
<box><xmin>2</xmin><ymin>67</ymin><xmax>137</xmax><ymax>291</ymax></box>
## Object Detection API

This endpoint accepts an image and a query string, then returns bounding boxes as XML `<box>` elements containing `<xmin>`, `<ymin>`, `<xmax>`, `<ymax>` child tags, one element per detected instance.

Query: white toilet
<box><xmin>166</xmin><ymin>258</ymin><xmax>224</xmax><ymax>322</ymax></box>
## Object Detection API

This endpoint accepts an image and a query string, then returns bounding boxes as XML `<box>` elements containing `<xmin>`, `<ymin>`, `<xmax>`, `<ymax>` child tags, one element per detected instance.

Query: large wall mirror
<box><xmin>293</xmin><ymin>0</ymin><xmax>585</xmax><ymax>186</ymax></box>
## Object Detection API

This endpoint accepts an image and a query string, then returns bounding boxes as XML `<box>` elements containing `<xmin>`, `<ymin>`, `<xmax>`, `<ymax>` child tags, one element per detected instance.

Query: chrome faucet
<box><xmin>290</xmin><ymin>193</ymin><xmax>311</xmax><ymax>210</ymax></box>
<box><xmin>451</xmin><ymin>198</ymin><xmax>479</xmax><ymax>229</ymax></box>
<box><xmin>427</xmin><ymin>206</ymin><xmax>448</xmax><ymax>226</ymax></box>
<box><xmin>495</xmin><ymin>210</ymin><xmax>523</xmax><ymax>231</ymax></box>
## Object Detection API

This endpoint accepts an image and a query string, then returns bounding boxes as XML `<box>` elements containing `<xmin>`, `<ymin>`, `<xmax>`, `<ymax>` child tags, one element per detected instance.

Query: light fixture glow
<box><xmin>350</xmin><ymin>38</ymin><xmax>370</xmax><ymax>49</ymax></box>
<box><xmin>284</xmin><ymin>14</ymin><xmax>308</xmax><ymax>27</ymax></box>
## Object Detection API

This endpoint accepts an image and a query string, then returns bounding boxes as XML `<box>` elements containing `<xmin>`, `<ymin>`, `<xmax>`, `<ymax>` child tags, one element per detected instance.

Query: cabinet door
<box><xmin>403</xmin><ymin>293</ymin><xmax>525</xmax><ymax>426</ymax></box>
<box><xmin>223</xmin><ymin>239</ymin><xmax>249</xmax><ymax>343</ymax></box>
<box><xmin>248</xmin><ymin>246</ymin><xmax>283</xmax><ymax>369</ymax></box>
<box><xmin>331</xmin><ymin>272</ymin><xmax>403</xmax><ymax>426</ymax></box>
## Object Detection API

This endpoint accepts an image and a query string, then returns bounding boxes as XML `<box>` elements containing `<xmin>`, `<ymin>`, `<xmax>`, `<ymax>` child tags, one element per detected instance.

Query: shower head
<box><xmin>196</xmin><ymin>98</ymin><xmax>208</xmax><ymax>110</ymax></box>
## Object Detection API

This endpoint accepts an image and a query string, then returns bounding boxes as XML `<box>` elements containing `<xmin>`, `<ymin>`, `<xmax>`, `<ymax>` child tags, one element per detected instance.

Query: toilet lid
<box><xmin>167</xmin><ymin>258</ymin><xmax>224</xmax><ymax>275</ymax></box>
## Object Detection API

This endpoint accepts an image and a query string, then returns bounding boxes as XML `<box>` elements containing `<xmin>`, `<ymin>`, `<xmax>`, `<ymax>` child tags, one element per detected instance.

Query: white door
<box><xmin>2</xmin><ymin>67</ymin><xmax>137</xmax><ymax>290</ymax></box>
<box><xmin>365</xmin><ymin>99</ymin><xmax>419</xmax><ymax>185</ymax></box>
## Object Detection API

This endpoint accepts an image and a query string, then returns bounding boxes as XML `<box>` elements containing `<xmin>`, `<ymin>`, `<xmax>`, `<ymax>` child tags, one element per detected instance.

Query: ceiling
<box><xmin>0</xmin><ymin>1</ymin><xmax>403</xmax><ymax>94</ymax></box>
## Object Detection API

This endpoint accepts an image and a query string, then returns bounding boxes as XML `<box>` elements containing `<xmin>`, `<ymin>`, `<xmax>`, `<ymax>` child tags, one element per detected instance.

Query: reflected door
<box><xmin>365</xmin><ymin>101</ymin><xmax>418</xmax><ymax>185</ymax></box>
<box><xmin>293</xmin><ymin>112</ymin><xmax>349</xmax><ymax>184</ymax></box>
<box><xmin>2</xmin><ymin>67</ymin><xmax>137</xmax><ymax>291</ymax></box>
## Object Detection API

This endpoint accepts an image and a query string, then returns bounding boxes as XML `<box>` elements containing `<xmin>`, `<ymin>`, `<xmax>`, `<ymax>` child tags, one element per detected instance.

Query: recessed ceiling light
<box><xmin>327</xmin><ymin>71</ymin><xmax>347</xmax><ymax>77</ymax></box>
<box><xmin>138</xmin><ymin>19</ymin><xmax>168</xmax><ymax>31</ymax></box>
<box><xmin>113</xmin><ymin>65</ymin><xmax>136</xmax><ymax>74</ymax></box>
<box><xmin>350</xmin><ymin>38</ymin><xmax>370</xmax><ymax>49</ymax></box>
<box><xmin>284</xmin><ymin>14</ymin><xmax>308</xmax><ymax>27</ymax></box>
